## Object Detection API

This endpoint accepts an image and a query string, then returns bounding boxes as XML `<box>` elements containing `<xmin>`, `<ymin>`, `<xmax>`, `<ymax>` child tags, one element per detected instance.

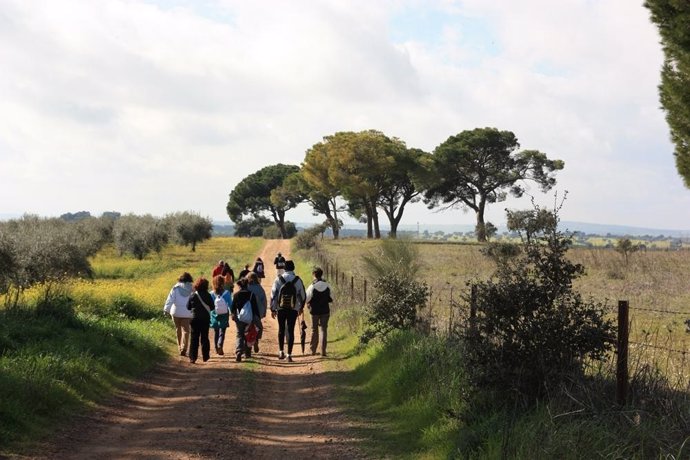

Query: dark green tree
<box><xmin>377</xmin><ymin>147</ymin><xmax>429</xmax><ymax>238</ymax></box>
<box><xmin>226</xmin><ymin>164</ymin><xmax>300</xmax><ymax>239</ymax></box>
<box><xmin>424</xmin><ymin>128</ymin><xmax>563</xmax><ymax>242</ymax></box>
<box><xmin>645</xmin><ymin>1</ymin><xmax>690</xmax><ymax>186</ymax></box>
<box><xmin>233</xmin><ymin>216</ymin><xmax>271</xmax><ymax>237</ymax></box>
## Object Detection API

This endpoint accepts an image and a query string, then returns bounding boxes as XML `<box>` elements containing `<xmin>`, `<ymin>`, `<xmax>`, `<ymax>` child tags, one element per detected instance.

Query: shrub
<box><xmin>361</xmin><ymin>238</ymin><xmax>421</xmax><ymax>281</ymax></box>
<box><xmin>361</xmin><ymin>273</ymin><xmax>429</xmax><ymax>344</ymax></box>
<box><xmin>464</xmin><ymin>203</ymin><xmax>615</xmax><ymax>400</ymax></box>
<box><xmin>294</xmin><ymin>223</ymin><xmax>329</xmax><ymax>250</ymax></box>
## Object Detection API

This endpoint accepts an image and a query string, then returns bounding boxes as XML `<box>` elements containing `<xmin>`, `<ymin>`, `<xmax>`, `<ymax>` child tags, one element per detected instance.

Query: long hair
<box><xmin>212</xmin><ymin>275</ymin><xmax>225</xmax><ymax>295</ymax></box>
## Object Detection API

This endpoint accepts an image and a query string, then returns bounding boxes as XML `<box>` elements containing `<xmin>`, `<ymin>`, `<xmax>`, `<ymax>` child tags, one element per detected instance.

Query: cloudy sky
<box><xmin>1</xmin><ymin>0</ymin><xmax>688</xmax><ymax>230</ymax></box>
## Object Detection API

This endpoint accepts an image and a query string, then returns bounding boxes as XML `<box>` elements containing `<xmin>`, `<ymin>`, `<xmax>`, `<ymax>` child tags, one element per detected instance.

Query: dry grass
<box><xmin>318</xmin><ymin>239</ymin><xmax>690</xmax><ymax>387</ymax></box>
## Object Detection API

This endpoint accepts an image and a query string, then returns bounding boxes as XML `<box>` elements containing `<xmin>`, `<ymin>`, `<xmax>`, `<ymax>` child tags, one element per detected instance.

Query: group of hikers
<box><xmin>163</xmin><ymin>252</ymin><xmax>333</xmax><ymax>364</ymax></box>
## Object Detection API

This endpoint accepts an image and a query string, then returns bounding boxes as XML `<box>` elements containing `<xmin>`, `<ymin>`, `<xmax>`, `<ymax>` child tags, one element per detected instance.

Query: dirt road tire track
<box><xmin>29</xmin><ymin>239</ymin><xmax>363</xmax><ymax>460</ymax></box>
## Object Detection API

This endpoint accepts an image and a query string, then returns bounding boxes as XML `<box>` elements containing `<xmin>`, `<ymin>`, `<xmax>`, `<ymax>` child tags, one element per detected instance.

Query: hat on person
<box><xmin>285</xmin><ymin>260</ymin><xmax>295</xmax><ymax>271</ymax></box>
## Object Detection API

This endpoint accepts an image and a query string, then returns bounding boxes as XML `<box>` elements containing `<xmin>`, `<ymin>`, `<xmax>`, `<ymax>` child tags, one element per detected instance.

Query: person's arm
<box><xmin>163</xmin><ymin>288</ymin><xmax>174</xmax><ymax>314</ymax></box>
<box><xmin>305</xmin><ymin>284</ymin><xmax>314</xmax><ymax>304</ymax></box>
<box><xmin>297</xmin><ymin>278</ymin><xmax>307</xmax><ymax>311</ymax></box>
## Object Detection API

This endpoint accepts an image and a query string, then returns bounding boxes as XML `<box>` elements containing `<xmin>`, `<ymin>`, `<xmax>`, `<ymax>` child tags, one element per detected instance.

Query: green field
<box><xmin>0</xmin><ymin>237</ymin><xmax>262</xmax><ymax>453</ymax></box>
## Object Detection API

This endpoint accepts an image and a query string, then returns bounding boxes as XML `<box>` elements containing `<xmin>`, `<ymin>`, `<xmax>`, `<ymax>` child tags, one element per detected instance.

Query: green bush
<box><xmin>360</xmin><ymin>273</ymin><xmax>429</xmax><ymax>344</ymax></box>
<box><xmin>465</xmin><ymin>205</ymin><xmax>615</xmax><ymax>399</ymax></box>
<box><xmin>294</xmin><ymin>223</ymin><xmax>329</xmax><ymax>250</ymax></box>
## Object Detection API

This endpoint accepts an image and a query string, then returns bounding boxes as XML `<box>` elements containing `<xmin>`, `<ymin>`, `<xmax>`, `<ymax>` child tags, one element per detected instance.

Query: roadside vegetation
<box><xmin>294</xmin><ymin>211</ymin><xmax>690</xmax><ymax>459</ymax></box>
<box><xmin>0</xmin><ymin>228</ymin><xmax>261</xmax><ymax>454</ymax></box>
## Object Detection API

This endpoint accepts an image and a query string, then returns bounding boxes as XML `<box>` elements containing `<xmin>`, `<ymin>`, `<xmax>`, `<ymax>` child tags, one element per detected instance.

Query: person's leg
<box><xmin>310</xmin><ymin>314</ymin><xmax>319</xmax><ymax>355</ymax></box>
<box><xmin>320</xmin><ymin>314</ymin><xmax>330</xmax><ymax>356</ymax></box>
<box><xmin>254</xmin><ymin>319</ymin><xmax>263</xmax><ymax>353</ymax></box>
<box><xmin>286</xmin><ymin>309</ymin><xmax>298</xmax><ymax>357</ymax></box>
<box><xmin>200</xmin><ymin>324</ymin><xmax>210</xmax><ymax>362</ymax></box>
<box><xmin>213</xmin><ymin>327</ymin><xmax>220</xmax><ymax>351</ymax></box>
<box><xmin>180</xmin><ymin>318</ymin><xmax>190</xmax><ymax>356</ymax></box>
<box><xmin>277</xmin><ymin>310</ymin><xmax>287</xmax><ymax>355</ymax></box>
<box><xmin>189</xmin><ymin>324</ymin><xmax>200</xmax><ymax>363</ymax></box>
<box><xmin>234</xmin><ymin>320</ymin><xmax>246</xmax><ymax>360</ymax></box>
<box><xmin>217</xmin><ymin>327</ymin><xmax>226</xmax><ymax>354</ymax></box>
<box><xmin>173</xmin><ymin>316</ymin><xmax>183</xmax><ymax>352</ymax></box>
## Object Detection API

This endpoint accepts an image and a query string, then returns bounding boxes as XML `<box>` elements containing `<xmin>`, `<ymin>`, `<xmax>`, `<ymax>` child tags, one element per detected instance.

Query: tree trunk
<box><xmin>365</xmin><ymin>205</ymin><xmax>373</xmax><ymax>239</ymax></box>
<box><xmin>371</xmin><ymin>198</ymin><xmax>381</xmax><ymax>239</ymax></box>
<box><xmin>329</xmin><ymin>199</ymin><xmax>339</xmax><ymax>239</ymax></box>
<box><xmin>275</xmin><ymin>209</ymin><xmax>287</xmax><ymax>239</ymax></box>
<box><xmin>475</xmin><ymin>200</ymin><xmax>486</xmax><ymax>242</ymax></box>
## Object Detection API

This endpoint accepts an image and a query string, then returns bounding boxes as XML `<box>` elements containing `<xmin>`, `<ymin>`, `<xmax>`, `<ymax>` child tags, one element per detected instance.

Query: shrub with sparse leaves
<box><xmin>113</xmin><ymin>214</ymin><xmax>168</xmax><ymax>260</ymax></box>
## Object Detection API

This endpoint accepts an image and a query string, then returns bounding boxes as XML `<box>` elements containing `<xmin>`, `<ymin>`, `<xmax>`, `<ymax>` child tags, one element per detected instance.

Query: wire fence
<box><xmin>313</xmin><ymin>247</ymin><xmax>690</xmax><ymax>399</ymax></box>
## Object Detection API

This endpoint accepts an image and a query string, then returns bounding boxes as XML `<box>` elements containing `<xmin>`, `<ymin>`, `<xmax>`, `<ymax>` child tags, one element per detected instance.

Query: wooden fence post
<box><xmin>616</xmin><ymin>300</ymin><xmax>630</xmax><ymax>406</ymax></box>
<box><xmin>448</xmin><ymin>287</ymin><xmax>454</xmax><ymax>335</ymax></box>
<box><xmin>363</xmin><ymin>279</ymin><xmax>367</xmax><ymax>303</ymax></box>
<box><xmin>350</xmin><ymin>276</ymin><xmax>354</xmax><ymax>300</ymax></box>
<box><xmin>469</xmin><ymin>284</ymin><xmax>477</xmax><ymax>333</ymax></box>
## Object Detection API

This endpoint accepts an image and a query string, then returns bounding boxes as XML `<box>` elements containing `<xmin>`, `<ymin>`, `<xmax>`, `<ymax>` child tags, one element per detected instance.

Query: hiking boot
<box><xmin>180</xmin><ymin>349</ymin><xmax>187</xmax><ymax>357</ymax></box>
<box><xmin>253</xmin><ymin>342</ymin><xmax>259</xmax><ymax>353</ymax></box>
<box><xmin>217</xmin><ymin>348</ymin><xmax>224</xmax><ymax>356</ymax></box>
<box><xmin>245</xmin><ymin>351</ymin><xmax>252</xmax><ymax>359</ymax></box>
<box><xmin>287</xmin><ymin>355</ymin><xmax>293</xmax><ymax>362</ymax></box>
<box><xmin>278</xmin><ymin>351</ymin><xmax>286</xmax><ymax>360</ymax></box>
<box><xmin>235</xmin><ymin>354</ymin><xmax>242</xmax><ymax>362</ymax></box>
<box><xmin>321</xmin><ymin>352</ymin><xmax>327</xmax><ymax>357</ymax></box>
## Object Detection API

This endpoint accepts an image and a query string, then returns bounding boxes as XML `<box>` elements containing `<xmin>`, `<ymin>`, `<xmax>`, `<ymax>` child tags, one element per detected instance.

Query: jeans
<box><xmin>189</xmin><ymin>321</ymin><xmax>210</xmax><ymax>362</ymax></box>
<box><xmin>213</xmin><ymin>327</ymin><xmax>226</xmax><ymax>350</ymax></box>
<box><xmin>310</xmin><ymin>313</ymin><xmax>330</xmax><ymax>355</ymax></box>
<box><xmin>277</xmin><ymin>309</ymin><xmax>298</xmax><ymax>355</ymax></box>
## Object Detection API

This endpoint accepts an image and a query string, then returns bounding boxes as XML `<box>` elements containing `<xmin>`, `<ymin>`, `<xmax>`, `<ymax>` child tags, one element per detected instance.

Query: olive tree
<box><xmin>113</xmin><ymin>214</ymin><xmax>168</xmax><ymax>260</ymax></box>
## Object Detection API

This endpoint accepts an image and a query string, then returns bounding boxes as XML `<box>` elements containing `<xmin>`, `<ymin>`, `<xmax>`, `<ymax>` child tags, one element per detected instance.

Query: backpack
<box><xmin>238</xmin><ymin>297</ymin><xmax>253</xmax><ymax>323</ymax></box>
<box><xmin>214</xmin><ymin>292</ymin><xmax>229</xmax><ymax>315</ymax></box>
<box><xmin>278</xmin><ymin>275</ymin><xmax>299</xmax><ymax>309</ymax></box>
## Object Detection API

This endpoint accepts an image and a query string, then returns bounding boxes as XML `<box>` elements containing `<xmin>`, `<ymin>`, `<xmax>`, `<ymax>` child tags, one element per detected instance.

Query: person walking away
<box><xmin>305</xmin><ymin>267</ymin><xmax>333</xmax><ymax>357</ymax></box>
<box><xmin>274</xmin><ymin>252</ymin><xmax>286</xmax><ymax>276</ymax></box>
<box><xmin>238</xmin><ymin>264</ymin><xmax>251</xmax><ymax>280</ymax></box>
<box><xmin>252</xmin><ymin>257</ymin><xmax>266</xmax><ymax>284</ymax></box>
<box><xmin>212</xmin><ymin>260</ymin><xmax>224</xmax><ymax>278</ymax></box>
<box><xmin>163</xmin><ymin>272</ymin><xmax>194</xmax><ymax>357</ymax></box>
<box><xmin>270</xmin><ymin>260</ymin><xmax>306</xmax><ymax>362</ymax></box>
<box><xmin>186</xmin><ymin>277</ymin><xmax>214</xmax><ymax>363</ymax></box>
<box><xmin>247</xmin><ymin>272</ymin><xmax>267</xmax><ymax>353</ymax></box>
<box><xmin>222</xmin><ymin>262</ymin><xmax>235</xmax><ymax>287</ymax></box>
<box><xmin>210</xmin><ymin>275</ymin><xmax>232</xmax><ymax>356</ymax></box>
<box><xmin>230</xmin><ymin>278</ymin><xmax>261</xmax><ymax>362</ymax></box>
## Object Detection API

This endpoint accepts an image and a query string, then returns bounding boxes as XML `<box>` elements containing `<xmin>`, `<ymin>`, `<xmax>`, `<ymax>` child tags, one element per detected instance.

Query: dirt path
<box><xmin>33</xmin><ymin>240</ymin><xmax>364</xmax><ymax>459</ymax></box>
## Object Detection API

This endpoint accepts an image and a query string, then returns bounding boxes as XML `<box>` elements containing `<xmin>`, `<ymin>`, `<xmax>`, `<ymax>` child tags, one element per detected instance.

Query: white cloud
<box><xmin>0</xmin><ymin>0</ymin><xmax>688</xmax><ymax>230</ymax></box>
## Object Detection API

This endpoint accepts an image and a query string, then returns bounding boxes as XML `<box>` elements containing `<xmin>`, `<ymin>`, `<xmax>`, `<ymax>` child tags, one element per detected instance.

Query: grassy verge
<box><xmin>0</xmin><ymin>236</ymin><xmax>265</xmax><ymax>454</ymax></box>
<box><xmin>0</xmin><ymin>302</ymin><xmax>173</xmax><ymax>452</ymax></box>
<box><xmin>325</xmin><ymin>312</ymin><xmax>689</xmax><ymax>459</ymax></box>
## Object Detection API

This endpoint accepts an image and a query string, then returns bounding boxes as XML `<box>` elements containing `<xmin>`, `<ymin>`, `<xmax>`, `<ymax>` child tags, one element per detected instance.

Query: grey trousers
<box><xmin>310</xmin><ymin>313</ymin><xmax>330</xmax><ymax>355</ymax></box>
